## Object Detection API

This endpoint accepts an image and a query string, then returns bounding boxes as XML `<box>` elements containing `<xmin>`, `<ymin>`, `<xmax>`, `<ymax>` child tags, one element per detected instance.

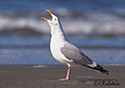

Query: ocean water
<box><xmin>0</xmin><ymin>0</ymin><xmax>125</xmax><ymax>65</ymax></box>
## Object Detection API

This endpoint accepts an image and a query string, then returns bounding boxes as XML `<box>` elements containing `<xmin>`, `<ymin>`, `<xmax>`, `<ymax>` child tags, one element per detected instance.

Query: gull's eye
<box><xmin>55</xmin><ymin>18</ymin><xmax>56</xmax><ymax>21</ymax></box>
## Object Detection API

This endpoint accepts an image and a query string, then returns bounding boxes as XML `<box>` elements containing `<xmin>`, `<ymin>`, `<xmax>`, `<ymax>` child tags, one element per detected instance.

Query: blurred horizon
<box><xmin>0</xmin><ymin>0</ymin><xmax>125</xmax><ymax>36</ymax></box>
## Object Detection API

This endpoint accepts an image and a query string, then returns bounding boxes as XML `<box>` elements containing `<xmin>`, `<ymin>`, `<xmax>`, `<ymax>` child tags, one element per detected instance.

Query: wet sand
<box><xmin>0</xmin><ymin>65</ymin><xmax>124</xmax><ymax>88</ymax></box>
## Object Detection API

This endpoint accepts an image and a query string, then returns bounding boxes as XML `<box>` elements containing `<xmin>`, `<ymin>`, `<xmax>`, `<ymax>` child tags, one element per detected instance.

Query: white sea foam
<box><xmin>0</xmin><ymin>12</ymin><xmax>125</xmax><ymax>35</ymax></box>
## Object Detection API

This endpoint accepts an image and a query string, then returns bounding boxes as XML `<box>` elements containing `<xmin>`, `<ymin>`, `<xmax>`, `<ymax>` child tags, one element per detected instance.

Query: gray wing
<box><xmin>61</xmin><ymin>42</ymin><xmax>94</xmax><ymax>66</ymax></box>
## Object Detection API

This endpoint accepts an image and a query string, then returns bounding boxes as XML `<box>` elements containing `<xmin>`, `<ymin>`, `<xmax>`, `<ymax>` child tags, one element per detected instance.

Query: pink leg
<box><xmin>59</xmin><ymin>67</ymin><xmax>71</xmax><ymax>81</ymax></box>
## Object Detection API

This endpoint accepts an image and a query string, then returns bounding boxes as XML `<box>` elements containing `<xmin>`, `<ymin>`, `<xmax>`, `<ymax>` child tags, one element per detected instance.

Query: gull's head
<box><xmin>42</xmin><ymin>10</ymin><xmax>59</xmax><ymax>27</ymax></box>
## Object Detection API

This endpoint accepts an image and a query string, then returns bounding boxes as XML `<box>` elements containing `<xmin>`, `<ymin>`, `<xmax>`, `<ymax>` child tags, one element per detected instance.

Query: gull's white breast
<box><xmin>50</xmin><ymin>34</ymin><xmax>70</xmax><ymax>65</ymax></box>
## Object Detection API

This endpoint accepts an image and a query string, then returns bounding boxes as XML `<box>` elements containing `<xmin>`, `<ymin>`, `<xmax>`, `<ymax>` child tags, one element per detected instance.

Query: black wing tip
<box><xmin>101</xmin><ymin>69</ymin><xmax>110</xmax><ymax>75</ymax></box>
<box><xmin>94</xmin><ymin>64</ymin><xmax>110</xmax><ymax>75</ymax></box>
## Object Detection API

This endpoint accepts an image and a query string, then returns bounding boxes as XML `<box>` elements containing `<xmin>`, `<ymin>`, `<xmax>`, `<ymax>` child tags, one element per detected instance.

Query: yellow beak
<box><xmin>42</xmin><ymin>10</ymin><xmax>52</xmax><ymax>21</ymax></box>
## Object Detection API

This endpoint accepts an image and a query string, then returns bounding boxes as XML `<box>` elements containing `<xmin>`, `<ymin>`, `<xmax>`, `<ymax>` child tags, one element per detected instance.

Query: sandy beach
<box><xmin>0</xmin><ymin>65</ymin><xmax>124</xmax><ymax>88</ymax></box>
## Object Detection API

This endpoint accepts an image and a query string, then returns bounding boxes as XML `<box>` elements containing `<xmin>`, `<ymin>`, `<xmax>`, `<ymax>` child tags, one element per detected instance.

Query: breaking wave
<box><xmin>0</xmin><ymin>10</ymin><xmax>125</xmax><ymax>36</ymax></box>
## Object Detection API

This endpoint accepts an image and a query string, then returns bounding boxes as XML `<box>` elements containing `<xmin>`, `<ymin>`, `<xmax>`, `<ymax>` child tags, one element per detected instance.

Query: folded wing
<box><xmin>61</xmin><ymin>42</ymin><xmax>96</xmax><ymax>67</ymax></box>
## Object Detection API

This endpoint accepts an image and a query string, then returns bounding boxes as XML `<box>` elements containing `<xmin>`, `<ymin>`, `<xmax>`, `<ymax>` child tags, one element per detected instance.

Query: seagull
<box><xmin>42</xmin><ymin>10</ymin><xmax>109</xmax><ymax>81</ymax></box>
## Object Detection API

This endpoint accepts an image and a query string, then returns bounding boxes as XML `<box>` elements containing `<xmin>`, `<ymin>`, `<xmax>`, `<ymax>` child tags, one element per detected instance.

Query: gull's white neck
<box><xmin>50</xmin><ymin>22</ymin><xmax>67</xmax><ymax>42</ymax></box>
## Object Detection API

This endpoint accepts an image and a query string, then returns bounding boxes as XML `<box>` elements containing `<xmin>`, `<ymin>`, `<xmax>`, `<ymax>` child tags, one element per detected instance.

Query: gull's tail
<box><xmin>93</xmin><ymin>64</ymin><xmax>109</xmax><ymax>75</ymax></box>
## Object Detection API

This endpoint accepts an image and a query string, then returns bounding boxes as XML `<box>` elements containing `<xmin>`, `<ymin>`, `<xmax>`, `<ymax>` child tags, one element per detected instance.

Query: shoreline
<box><xmin>0</xmin><ymin>65</ymin><xmax>124</xmax><ymax>88</ymax></box>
